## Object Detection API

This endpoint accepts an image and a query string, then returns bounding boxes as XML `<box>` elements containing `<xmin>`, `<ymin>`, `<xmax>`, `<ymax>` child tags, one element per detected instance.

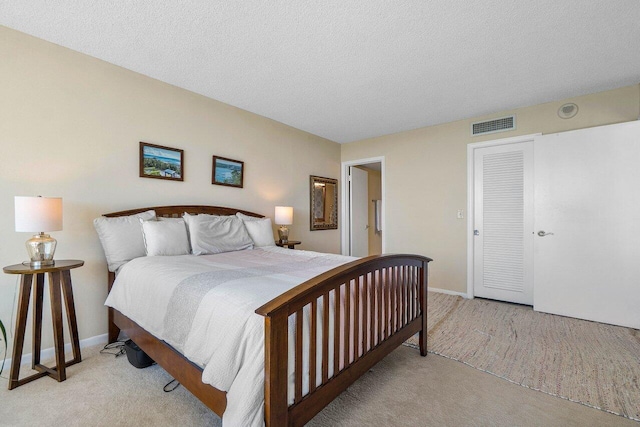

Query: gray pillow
<box><xmin>183</xmin><ymin>213</ymin><xmax>253</xmax><ymax>255</ymax></box>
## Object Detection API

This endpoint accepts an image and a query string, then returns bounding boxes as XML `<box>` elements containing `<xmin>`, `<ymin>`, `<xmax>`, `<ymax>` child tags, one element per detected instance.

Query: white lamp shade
<box><xmin>275</xmin><ymin>206</ymin><xmax>293</xmax><ymax>225</ymax></box>
<box><xmin>15</xmin><ymin>196</ymin><xmax>63</xmax><ymax>232</ymax></box>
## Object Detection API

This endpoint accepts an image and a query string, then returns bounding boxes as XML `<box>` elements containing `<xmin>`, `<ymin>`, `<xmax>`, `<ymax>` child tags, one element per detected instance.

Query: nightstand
<box><xmin>275</xmin><ymin>240</ymin><xmax>301</xmax><ymax>249</ymax></box>
<box><xmin>2</xmin><ymin>260</ymin><xmax>84</xmax><ymax>390</ymax></box>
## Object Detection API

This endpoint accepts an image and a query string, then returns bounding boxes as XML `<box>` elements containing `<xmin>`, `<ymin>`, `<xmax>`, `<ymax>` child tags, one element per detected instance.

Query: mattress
<box><xmin>105</xmin><ymin>246</ymin><xmax>355</xmax><ymax>427</ymax></box>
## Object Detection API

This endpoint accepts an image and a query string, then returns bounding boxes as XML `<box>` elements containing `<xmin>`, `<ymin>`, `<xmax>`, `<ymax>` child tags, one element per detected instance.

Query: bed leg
<box><xmin>107</xmin><ymin>271</ymin><xmax>120</xmax><ymax>343</ymax></box>
<box><xmin>108</xmin><ymin>307</ymin><xmax>121</xmax><ymax>343</ymax></box>
<box><xmin>264</xmin><ymin>311</ymin><xmax>289</xmax><ymax>426</ymax></box>
<box><xmin>419</xmin><ymin>328</ymin><xmax>427</xmax><ymax>357</ymax></box>
<box><xmin>419</xmin><ymin>262</ymin><xmax>429</xmax><ymax>357</ymax></box>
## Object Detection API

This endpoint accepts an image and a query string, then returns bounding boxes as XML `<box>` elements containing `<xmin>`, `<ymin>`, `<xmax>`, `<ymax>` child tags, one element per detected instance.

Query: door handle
<box><xmin>537</xmin><ymin>231</ymin><xmax>554</xmax><ymax>237</ymax></box>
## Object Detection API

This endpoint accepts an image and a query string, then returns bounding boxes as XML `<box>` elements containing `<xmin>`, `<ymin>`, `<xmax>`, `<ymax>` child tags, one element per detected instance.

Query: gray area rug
<box><xmin>406</xmin><ymin>293</ymin><xmax>640</xmax><ymax>422</ymax></box>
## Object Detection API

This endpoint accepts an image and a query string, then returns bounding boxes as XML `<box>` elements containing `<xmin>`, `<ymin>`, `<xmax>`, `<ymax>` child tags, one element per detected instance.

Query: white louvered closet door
<box><xmin>473</xmin><ymin>141</ymin><xmax>533</xmax><ymax>305</ymax></box>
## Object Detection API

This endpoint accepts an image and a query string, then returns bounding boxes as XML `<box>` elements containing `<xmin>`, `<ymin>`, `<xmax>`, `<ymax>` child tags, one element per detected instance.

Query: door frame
<box><xmin>341</xmin><ymin>156</ymin><xmax>386</xmax><ymax>256</ymax></box>
<box><xmin>466</xmin><ymin>133</ymin><xmax>540</xmax><ymax>299</ymax></box>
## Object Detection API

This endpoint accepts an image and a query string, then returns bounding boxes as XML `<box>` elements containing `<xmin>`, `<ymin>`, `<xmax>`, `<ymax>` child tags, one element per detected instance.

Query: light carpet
<box><xmin>406</xmin><ymin>293</ymin><xmax>640</xmax><ymax>422</ymax></box>
<box><xmin>1</xmin><ymin>293</ymin><xmax>639</xmax><ymax>426</ymax></box>
<box><xmin>1</xmin><ymin>344</ymin><xmax>637</xmax><ymax>426</ymax></box>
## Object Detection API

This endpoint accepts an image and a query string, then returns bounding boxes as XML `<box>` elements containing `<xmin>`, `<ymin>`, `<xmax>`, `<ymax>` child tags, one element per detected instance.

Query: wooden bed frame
<box><xmin>104</xmin><ymin>205</ymin><xmax>432</xmax><ymax>426</ymax></box>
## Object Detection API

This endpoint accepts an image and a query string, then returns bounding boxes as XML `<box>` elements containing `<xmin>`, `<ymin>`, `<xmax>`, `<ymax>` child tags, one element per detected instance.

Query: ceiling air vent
<box><xmin>471</xmin><ymin>115</ymin><xmax>516</xmax><ymax>136</ymax></box>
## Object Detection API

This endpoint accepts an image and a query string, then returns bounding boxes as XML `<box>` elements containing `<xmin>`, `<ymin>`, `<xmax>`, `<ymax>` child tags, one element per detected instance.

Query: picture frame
<box><xmin>139</xmin><ymin>142</ymin><xmax>184</xmax><ymax>181</ymax></box>
<box><xmin>212</xmin><ymin>156</ymin><xmax>244</xmax><ymax>188</ymax></box>
<box><xmin>310</xmin><ymin>175</ymin><xmax>338</xmax><ymax>230</ymax></box>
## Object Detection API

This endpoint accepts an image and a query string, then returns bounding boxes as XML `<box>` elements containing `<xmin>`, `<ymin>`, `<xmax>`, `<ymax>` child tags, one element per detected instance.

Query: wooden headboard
<box><xmin>103</xmin><ymin>204</ymin><xmax>264</xmax><ymax>343</ymax></box>
<box><xmin>103</xmin><ymin>205</ymin><xmax>264</xmax><ymax>219</ymax></box>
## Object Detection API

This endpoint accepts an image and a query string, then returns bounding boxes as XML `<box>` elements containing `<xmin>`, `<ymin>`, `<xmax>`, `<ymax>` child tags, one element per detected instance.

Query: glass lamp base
<box><xmin>25</xmin><ymin>233</ymin><xmax>57</xmax><ymax>268</ymax></box>
<box><xmin>23</xmin><ymin>260</ymin><xmax>56</xmax><ymax>268</ymax></box>
<box><xmin>277</xmin><ymin>226</ymin><xmax>289</xmax><ymax>244</ymax></box>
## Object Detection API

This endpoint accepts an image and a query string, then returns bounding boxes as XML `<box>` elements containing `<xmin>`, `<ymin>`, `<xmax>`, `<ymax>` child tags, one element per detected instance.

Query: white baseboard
<box><xmin>3</xmin><ymin>333</ymin><xmax>108</xmax><ymax>369</ymax></box>
<box><xmin>428</xmin><ymin>286</ymin><xmax>469</xmax><ymax>298</ymax></box>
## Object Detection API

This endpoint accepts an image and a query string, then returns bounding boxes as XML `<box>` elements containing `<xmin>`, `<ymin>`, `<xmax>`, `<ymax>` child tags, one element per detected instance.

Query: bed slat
<box><xmin>322</xmin><ymin>292</ymin><xmax>330</xmax><ymax>384</ymax></box>
<box><xmin>294</xmin><ymin>309</ymin><xmax>303</xmax><ymax>403</ymax></box>
<box><xmin>332</xmin><ymin>289</ymin><xmax>339</xmax><ymax>379</ymax></box>
<box><xmin>310</xmin><ymin>299</ymin><xmax>317</xmax><ymax>394</ymax></box>
<box><xmin>354</xmin><ymin>277</ymin><xmax>360</xmax><ymax>361</ymax></box>
<box><xmin>343</xmin><ymin>280</ymin><xmax>351</xmax><ymax>368</ymax></box>
<box><xmin>362</xmin><ymin>273</ymin><xmax>369</xmax><ymax>354</ymax></box>
<box><xmin>401</xmin><ymin>266</ymin><xmax>407</xmax><ymax>327</ymax></box>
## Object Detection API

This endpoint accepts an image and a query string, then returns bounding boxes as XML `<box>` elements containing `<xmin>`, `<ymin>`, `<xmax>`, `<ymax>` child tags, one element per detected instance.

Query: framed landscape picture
<box><xmin>212</xmin><ymin>156</ymin><xmax>244</xmax><ymax>188</ymax></box>
<box><xmin>139</xmin><ymin>142</ymin><xmax>184</xmax><ymax>181</ymax></box>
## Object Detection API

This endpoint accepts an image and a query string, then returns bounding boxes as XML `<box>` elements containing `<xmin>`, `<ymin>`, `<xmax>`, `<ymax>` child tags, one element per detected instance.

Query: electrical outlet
<box><xmin>457</xmin><ymin>209</ymin><xmax>464</xmax><ymax>219</ymax></box>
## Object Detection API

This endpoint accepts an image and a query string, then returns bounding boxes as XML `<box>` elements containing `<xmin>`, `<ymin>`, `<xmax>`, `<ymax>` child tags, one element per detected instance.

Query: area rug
<box><xmin>405</xmin><ymin>292</ymin><xmax>640</xmax><ymax>422</ymax></box>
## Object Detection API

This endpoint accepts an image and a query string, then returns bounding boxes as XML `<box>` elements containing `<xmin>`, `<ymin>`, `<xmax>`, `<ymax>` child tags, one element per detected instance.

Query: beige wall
<box><xmin>0</xmin><ymin>26</ymin><xmax>341</xmax><ymax>353</ymax></box>
<box><xmin>342</xmin><ymin>84</ymin><xmax>640</xmax><ymax>294</ymax></box>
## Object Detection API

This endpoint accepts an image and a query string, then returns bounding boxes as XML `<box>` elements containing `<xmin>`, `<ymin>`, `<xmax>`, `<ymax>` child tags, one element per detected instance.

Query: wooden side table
<box><xmin>275</xmin><ymin>240</ymin><xmax>301</xmax><ymax>249</ymax></box>
<box><xmin>3</xmin><ymin>260</ymin><xmax>84</xmax><ymax>390</ymax></box>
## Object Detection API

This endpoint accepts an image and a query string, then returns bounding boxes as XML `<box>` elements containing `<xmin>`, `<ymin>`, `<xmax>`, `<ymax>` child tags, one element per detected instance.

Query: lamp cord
<box><xmin>164</xmin><ymin>378</ymin><xmax>180</xmax><ymax>392</ymax></box>
<box><xmin>100</xmin><ymin>341</ymin><xmax>126</xmax><ymax>357</ymax></box>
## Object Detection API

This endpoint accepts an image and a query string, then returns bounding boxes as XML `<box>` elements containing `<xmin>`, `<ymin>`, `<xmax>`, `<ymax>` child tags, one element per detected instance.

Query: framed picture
<box><xmin>139</xmin><ymin>142</ymin><xmax>184</xmax><ymax>181</ymax></box>
<box><xmin>310</xmin><ymin>175</ymin><xmax>338</xmax><ymax>230</ymax></box>
<box><xmin>212</xmin><ymin>156</ymin><xmax>244</xmax><ymax>188</ymax></box>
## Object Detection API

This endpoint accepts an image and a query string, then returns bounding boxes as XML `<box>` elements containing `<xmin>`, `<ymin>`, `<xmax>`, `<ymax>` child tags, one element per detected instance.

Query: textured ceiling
<box><xmin>1</xmin><ymin>1</ymin><xmax>639</xmax><ymax>143</ymax></box>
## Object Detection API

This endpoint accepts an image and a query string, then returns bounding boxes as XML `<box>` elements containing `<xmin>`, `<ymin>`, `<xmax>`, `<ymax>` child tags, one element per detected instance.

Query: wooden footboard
<box><xmin>256</xmin><ymin>254</ymin><xmax>431</xmax><ymax>426</ymax></box>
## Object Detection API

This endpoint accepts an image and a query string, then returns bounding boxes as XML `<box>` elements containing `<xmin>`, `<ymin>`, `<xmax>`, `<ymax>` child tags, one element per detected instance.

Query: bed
<box><xmin>101</xmin><ymin>205</ymin><xmax>432</xmax><ymax>426</ymax></box>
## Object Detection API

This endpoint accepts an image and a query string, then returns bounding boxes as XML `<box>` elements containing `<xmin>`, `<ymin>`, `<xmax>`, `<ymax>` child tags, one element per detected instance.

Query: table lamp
<box><xmin>275</xmin><ymin>206</ymin><xmax>293</xmax><ymax>244</ymax></box>
<box><xmin>15</xmin><ymin>196</ymin><xmax>63</xmax><ymax>267</ymax></box>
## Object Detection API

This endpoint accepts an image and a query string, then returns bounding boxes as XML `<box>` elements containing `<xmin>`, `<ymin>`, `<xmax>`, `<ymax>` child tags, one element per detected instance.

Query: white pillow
<box><xmin>141</xmin><ymin>218</ymin><xmax>191</xmax><ymax>256</ymax></box>
<box><xmin>236</xmin><ymin>213</ymin><xmax>275</xmax><ymax>247</ymax></box>
<box><xmin>236</xmin><ymin>212</ymin><xmax>261</xmax><ymax>221</ymax></box>
<box><xmin>183</xmin><ymin>213</ymin><xmax>254</xmax><ymax>255</ymax></box>
<box><xmin>93</xmin><ymin>210</ymin><xmax>156</xmax><ymax>272</ymax></box>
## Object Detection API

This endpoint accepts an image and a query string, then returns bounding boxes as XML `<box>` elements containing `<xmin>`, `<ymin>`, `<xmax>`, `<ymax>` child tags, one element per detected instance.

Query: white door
<box><xmin>349</xmin><ymin>166</ymin><xmax>369</xmax><ymax>257</ymax></box>
<box><xmin>533</xmin><ymin>121</ymin><xmax>640</xmax><ymax>329</ymax></box>
<box><xmin>473</xmin><ymin>140</ymin><xmax>534</xmax><ymax>305</ymax></box>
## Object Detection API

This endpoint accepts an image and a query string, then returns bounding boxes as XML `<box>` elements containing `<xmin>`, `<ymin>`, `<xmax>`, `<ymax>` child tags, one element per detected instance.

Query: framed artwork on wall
<box><xmin>139</xmin><ymin>142</ymin><xmax>184</xmax><ymax>181</ymax></box>
<box><xmin>310</xmin><ymin>175</ymin><xmax>338</xmax><ymax>230</ymax></box>
<box><xmin>212</xmin><ymin>156</ymin><xmax>244</xmax><ymax>188</ymax></box>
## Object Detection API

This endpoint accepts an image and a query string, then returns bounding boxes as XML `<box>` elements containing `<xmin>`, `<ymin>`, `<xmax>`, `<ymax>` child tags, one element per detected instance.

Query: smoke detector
<box><xmin>558</xmin><ymin>103</ymin><xmax>578</xmax><ymax>119</ymax></box>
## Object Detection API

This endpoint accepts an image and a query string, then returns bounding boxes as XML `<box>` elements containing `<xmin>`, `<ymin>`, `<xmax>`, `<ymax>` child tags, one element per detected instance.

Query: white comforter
<box><xmin>105</xmin><ymin>247</ymin><xmax>354</xmax><ymax>427</ymax></box>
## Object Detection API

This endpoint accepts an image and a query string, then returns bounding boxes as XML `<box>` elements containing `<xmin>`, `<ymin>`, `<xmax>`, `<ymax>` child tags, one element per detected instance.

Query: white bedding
<box><xmin>105</xmin><ymin>246</ymin><xmax>355</xmax><ymax>427</ymax></box>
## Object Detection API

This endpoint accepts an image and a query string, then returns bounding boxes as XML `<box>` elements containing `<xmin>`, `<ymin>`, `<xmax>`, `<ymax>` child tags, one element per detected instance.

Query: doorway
<box><xmin>341</xmin><ymin>157</ymin><xmax>385</xmax><ymax>256</ymax></box>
